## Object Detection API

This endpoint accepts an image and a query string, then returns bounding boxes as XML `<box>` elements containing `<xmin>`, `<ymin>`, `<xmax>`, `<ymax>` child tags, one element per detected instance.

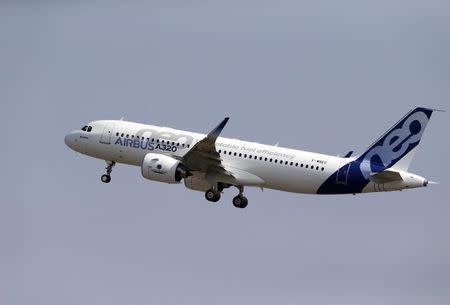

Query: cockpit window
<box><xmin>81</xmin><ymin>125</ymin><xmax>93</xmax><ymax>132</ymax></box>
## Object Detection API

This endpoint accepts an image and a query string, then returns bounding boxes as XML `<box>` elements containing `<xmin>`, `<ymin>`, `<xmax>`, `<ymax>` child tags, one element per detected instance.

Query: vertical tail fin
<box><xmin>357</xmin><ymin>107</ymin><xmax>434</xmax><ymax>177</ymax></box>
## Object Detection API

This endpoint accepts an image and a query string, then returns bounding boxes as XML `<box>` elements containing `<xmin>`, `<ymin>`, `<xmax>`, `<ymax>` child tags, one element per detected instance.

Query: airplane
<box><xmin>64</xmin><ymin>107</ymin><xmax>438</xmax><ymax>209</ymax></box>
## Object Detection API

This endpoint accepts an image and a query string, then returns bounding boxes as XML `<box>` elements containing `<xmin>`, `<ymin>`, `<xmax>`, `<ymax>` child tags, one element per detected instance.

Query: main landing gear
<box><xmin>205</xmin><ymin>188</ymin><xmax>221</xmax><ymax>202</ymax></box>
<box><xmin>232</xmin><ymin>185</ymin><xmax>248</xmax><ymax>209</ymax></box>
<box><xmin>204</xmin><ymin>182</ymin><xmax>227</xmax><ymax>203</ymax></box>
<box><xmin>204</xmin><ymin>185</ymin><xmax>248</xmax><ymax>208</ymax></box>
<box><xmin>101</xmin><ymin>161</ymin><xmax>115</xmax><ymax>183</ymax></box>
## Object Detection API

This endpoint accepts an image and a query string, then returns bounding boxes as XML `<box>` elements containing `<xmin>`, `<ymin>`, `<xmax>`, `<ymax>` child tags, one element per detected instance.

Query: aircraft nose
<box><xmin>64</xmin><ymin>131</ymin><xmax>76</xmax><ymax>149</ymax></box>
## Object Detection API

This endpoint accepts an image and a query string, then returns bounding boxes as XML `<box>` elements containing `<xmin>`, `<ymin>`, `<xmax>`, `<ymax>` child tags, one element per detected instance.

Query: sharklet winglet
<box><xmin>207</xmin><ymin>117</ymin><xmax>229</xmax><ymax>141</ymax></box>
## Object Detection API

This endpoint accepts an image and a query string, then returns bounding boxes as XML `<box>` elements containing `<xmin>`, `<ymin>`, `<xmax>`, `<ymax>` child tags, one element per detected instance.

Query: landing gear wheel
<box><xmin>101</xmin><ymin>174</ymin><xmax>111</xmax><ymax>183</ymax></box>
<box><xmin>205</xmin><ymin>189</ymin><xmax>221</xmax><ymax>202</ymax></box>
<box><xmin>232</xmin><ymin>185</ymin><xmax>248</xmax><ymax>208</ymax></box>
<box><xmin>101</xmin><ymin>161</ymin><xmax>115</xmax><ymax>183</ymax></box>
<box><xmin>232</xmin><ymin>195</ymin><xmax>248</xmax><ymax>209</ymax></box>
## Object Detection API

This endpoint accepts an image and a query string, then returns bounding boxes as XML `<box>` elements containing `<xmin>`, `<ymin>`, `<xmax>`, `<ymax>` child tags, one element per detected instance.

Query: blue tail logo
<box><xmin>358</xmin><ymin>107</ymin><xmax>432</xmax><ymax>179</ymax></box>
<box><xmin>317</xmin><ymin>107</ymin><xmax>434</xmax><ymax>194</ymax></box>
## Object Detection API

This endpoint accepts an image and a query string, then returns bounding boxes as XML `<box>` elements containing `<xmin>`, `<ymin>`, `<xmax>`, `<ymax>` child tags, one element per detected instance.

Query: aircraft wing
<box><xmin>181</xmin><ymin>117</ymin><xmax>234</xmax><ymax>177</ymax></box>
<box><xmin>181</xmin><ymin>117</ymin><xmax>265</xmax><ymax>186</ymax></box>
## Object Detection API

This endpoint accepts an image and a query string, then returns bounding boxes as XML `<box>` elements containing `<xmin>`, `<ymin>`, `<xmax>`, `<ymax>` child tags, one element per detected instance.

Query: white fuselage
<box><xmin>65</xmin><ymin>120</ymin><xmax>427</xmax><ymax>195</ymax></box>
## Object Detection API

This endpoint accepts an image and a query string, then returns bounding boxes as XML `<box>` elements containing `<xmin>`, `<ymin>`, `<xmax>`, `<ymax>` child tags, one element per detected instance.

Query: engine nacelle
<box><xmin>141</xmin><ymin>153</ymin><xmax>191</xmax><ymax>184</ymax></box>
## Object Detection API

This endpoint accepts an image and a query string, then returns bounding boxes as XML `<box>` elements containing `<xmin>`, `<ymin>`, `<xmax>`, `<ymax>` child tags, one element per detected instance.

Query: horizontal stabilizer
<box><xmin>369</xmin><ymin>170</ymin><xmax>402</xmax><ymax>184</ymax></box>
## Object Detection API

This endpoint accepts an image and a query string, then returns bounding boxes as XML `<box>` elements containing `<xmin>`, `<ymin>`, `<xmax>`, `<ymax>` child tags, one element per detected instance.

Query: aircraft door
<box><xmin>336</xmin><ymin>161</ymin><xmax>351</xmax><ymax>184</ymax></box>
<box><xmin>100</xmin><ymin>122</ymin><xmax>115</xmax><ymax>144</ymax></box>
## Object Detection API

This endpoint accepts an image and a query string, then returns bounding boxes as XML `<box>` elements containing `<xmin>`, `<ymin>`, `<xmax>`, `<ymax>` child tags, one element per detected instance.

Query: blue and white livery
<box><xmin>64</xmin><ymin>107</ymin><xmax>438</xmax><ymax>208</ymax></box>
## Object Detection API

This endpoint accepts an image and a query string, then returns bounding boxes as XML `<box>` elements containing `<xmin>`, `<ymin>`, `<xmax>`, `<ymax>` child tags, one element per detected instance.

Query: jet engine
<box><xmin>141</xmin><ymin>153</ymin><xmax>191</xmax><ymax>184</ymax></box>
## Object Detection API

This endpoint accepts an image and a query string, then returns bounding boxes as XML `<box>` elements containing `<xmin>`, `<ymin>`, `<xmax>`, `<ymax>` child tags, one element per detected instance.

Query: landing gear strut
<box><xmin>232</xmin><ymin>185</ymin><xmax>248</xmax><ymax>209</ymax></box>
<box><xmin>101</xmin><ymin>161</ymin><xmax>115</xmax><ymax>183</ymax></box>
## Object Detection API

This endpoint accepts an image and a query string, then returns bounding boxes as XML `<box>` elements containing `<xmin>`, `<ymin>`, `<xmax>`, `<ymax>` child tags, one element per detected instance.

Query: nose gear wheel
<box><xmin>101</xmin><ymin>161</ymin><xmax>115</xmax><ymax>183</ymax></box>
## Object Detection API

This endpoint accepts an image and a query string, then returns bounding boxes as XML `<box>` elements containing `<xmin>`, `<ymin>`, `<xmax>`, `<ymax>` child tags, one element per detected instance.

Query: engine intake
<box><xmin>141</xmin><ymin>153</ymin><xmax>191</xmax><ymax>184</ymax></box>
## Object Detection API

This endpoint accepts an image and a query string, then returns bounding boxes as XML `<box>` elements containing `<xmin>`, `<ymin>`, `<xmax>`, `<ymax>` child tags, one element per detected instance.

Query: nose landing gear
<box><xmin>101</xmin><ymin>174</ymin><xmax>111</xmax><ymax>183</ymax></box>
<box><xmin>101</xmin><ymin>161</ymin><xmax>115</xmax><ymax>183</ymax></box>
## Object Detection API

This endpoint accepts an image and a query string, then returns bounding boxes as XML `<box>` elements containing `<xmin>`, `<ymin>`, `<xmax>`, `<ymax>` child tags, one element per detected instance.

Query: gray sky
<box><xmin>1</xmin><ymin>1</ymin><xmax>450</xmax><ymax>304</ymax></box>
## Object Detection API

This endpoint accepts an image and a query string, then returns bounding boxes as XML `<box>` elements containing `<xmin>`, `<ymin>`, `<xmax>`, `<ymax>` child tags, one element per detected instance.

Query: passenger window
<box><xmin>265</xmin><ymin>158</ymin><xmax>268</xmax><ymax>161</ymax></box>
<box><xmin>239</xmin><ymin>153</ymin><xmax>242</xmax><ymax>157</ymax></box>
<box><xmin>116</xmin><ymin>132</ymin><xmax>119</xmax><ymax>136</ymax></box>
<box><xmin>301</xmin><ymin>164</ymin><xmax>304</xmax><ymax>167</ymax></box>
<box><xmin>305</xmin><ymin>165</ymin><xmax>308</xmax><ymax>168</ymax></box>
<box><xmin>157</xmin><ymin>139</ymin><xmax>159</xmax><ymax>143</ymax></box>
<box><xmin>244</xmin><ymin>154</ymin><xmax>247</xmax><ymax>158</ymax></box>
<box><xmin>223</xmin><ymin>150</ymin><xmax>226</xmax><ymax>154</ymax></box>
<box><xmin>254</xmin><ymin>156</ymin><xmax>257</xmax><ymax>160</ymax></box>
<box><xmin>234</xmin><ymin>152</ymin><xmax>237</xmax><ymax>156</ymax></box>
<box><xmin>259</xmin><ymin>157</ymin><xmax>263</xmax><ymax>160</ymax></box>
<box><xmin>121</xmin><ymin>133</ymin><xmax>124</xmax><ymax>137</ymax></box>
<box><xmin>270</xmin><ymin>158</ymin><xmax>273</xmax><ymax>162</ymax></box>
<box><xmin>229</xmin><ymin>151</ymin><xmax>232</xmax><ymax>155</ymax></box>
<box><xmin>316</xmin><ymin>166</ymin><xmax>319</xmax><ymax>170</ymax></box>
<box><xmin>295</xmin><ymin>163</ymin><xmax>298</xmax><ymax>166</ymax></box>
<box><xmin>321</xmin><ymin>167</ymin><xmax>324</xmax><ymax>171</ymax></box>
<box><xmin>290</xmin><ymin>162</ymin><xmax>293</xmax><ymax>166</ymax></box>
<box><xmin>126</xmin><ymin>134</ymin><xmax>129</xmax><ymax>138</ymax></box>
<box><xmin>275</xmin><ymin>159</ymin><xmax>278</xmax><ymax>163</ymax></box>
